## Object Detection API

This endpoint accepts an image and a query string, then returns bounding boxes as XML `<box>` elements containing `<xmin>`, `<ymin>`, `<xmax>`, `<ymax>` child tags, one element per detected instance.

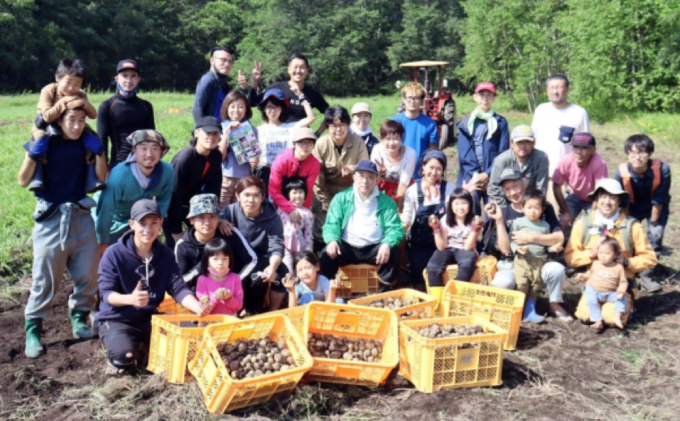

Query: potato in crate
<box><xmin>188</xmin><ymin>315</ymin><xmax>313</xmax><ymax>414</ymax></box>
<box><xmin>302</xmin><ymin>302</ymin><xmax>398</xmax><ymax>388</ymax></box>
<box><xmin>157</xmin><ymin>293</ymin><xmax>193</xmax><ymax>315</ymax></box>
<box><xmin>399</xmin><ymin>316</ymin><xmax>506</xmax><ymax>393</ymax></box>
<box><xmin>335</xmin><ymin>264</ymin><xmax>380</xmax><ymax>299</ymax></box>
<box><xmin>441</xmin><ymin>281</ymin><xmax>525</xmax><ymax>351</ymax></box>
<box><xmin>147</xmin><ymin>314</ymin><xmax>232</xmax><ymax>384</ymax></box>
<box><xmin>348</xmin><ymin>289</ymin><xmax>437</xmax><ymax>320</ymax></box>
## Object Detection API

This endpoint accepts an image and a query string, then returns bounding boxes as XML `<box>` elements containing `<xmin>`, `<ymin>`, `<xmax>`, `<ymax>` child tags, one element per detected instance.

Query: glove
<box><xmin>649</xmin><ymin>222</ymin><xmax>664</xmax><ymax>243</ymax></box>
<box><xmin>82</xmin><ymin>132</ymin><xmax>104</xmax><ymax>156</ymax></box>
<box><xmin>26</xmin><ymin>135</ymin><xmax>51</xmax><ymax>161</ymax></box>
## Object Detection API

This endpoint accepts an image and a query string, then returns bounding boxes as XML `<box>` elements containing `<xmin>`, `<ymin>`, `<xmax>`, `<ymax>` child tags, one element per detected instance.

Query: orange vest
<box><xmin>618</xmin><ymin>159</ymin><xmax>661</xmax><ymax>204</ymax></box>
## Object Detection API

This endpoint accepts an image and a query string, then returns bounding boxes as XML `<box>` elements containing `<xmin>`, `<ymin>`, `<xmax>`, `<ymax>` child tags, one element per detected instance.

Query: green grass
<box><xmin>1</xmin><ymin>91</ymin><xmax>679</xmax><ymax>286</ymax></box>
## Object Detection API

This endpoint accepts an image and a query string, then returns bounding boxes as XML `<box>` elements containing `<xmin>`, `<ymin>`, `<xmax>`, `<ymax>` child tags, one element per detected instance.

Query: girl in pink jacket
<box><xmin>196</xmin><ymin>238</ymin><xmax>244</xmax><ymax>316</ymax></box>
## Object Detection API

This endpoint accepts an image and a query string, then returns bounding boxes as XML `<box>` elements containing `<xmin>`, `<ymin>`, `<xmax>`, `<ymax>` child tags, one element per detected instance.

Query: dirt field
<box><xmin>1</xmin><ymin>134</ymin><xmax>679</xmax><ymax>420</ymax></box>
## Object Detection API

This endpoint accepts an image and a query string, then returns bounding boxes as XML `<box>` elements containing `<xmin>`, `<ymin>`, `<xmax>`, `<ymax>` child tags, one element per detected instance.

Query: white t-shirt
<box><xmin>531</xmin><ymin>102</ymin><xmax>590</xmax><ymax>175</ymax></box>
<box><xmin>370</xmin><ymin>143</ymin><xmax>417</xmax><ymax>186</ymax></box>
<box><xmin>257</xmin><ymin>121</ymin><xmax>300</xmax><ymax>166</ymax></box>
<box><xmin>342</xmin><ymin>187</ymin><xmax>383</xmax><ymax>247</ymax></box>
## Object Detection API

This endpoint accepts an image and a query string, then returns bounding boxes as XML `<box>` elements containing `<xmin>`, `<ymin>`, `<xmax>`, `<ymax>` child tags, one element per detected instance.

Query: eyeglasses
<box><xmin>629</xmin><ymin>151</ymin><xmax>649</xmax><ymax>157</ymax></box>
<box><xmin>329</xmin><ymin>124</ymin><xmax>348</xmax><ymax>132</ymax></box>
<box><xmin>404</xmin><ymin>96</ymin><xmax>422</xmax><ymax>103</ymax></box>
<box><xmin>214</xmin><ymin>57</ymin><xmax>233</xmax><ymax>64</ymax></box>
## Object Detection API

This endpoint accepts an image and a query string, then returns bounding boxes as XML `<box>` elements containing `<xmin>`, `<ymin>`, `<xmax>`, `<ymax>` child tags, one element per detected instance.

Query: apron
<box><xmin>409</xmin><ymin>180</ymin><xmax>447</xmax><ymax>246</ymax></box>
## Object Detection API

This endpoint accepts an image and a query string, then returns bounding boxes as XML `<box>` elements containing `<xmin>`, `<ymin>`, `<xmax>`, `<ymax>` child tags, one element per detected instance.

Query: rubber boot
<box><xmin>638</xmin><ymin>270</ymin><xmax>661</xmax><ymax>293</ymax></box>
<box><xmin>70</xmin><ymin>309</ymin><xmax>94</xmax><ymax>339</ymax></box>
<box><xmin>25</xmin><ymin>318</ymin><xmax>44</xmax><ymax>358</ymax></box>
<box><xmin>430</xmin><ymin>286</ymin><xmax>445</xmax><ymax>316</ymax></box>
<box><xmin>522</xmin><ymin>297</ymin><xmax>545</xmax><ymax>323</ymax></box>
<box><xmin>28</xmin><ymin>162</ymin><xmax>46</xmax><ymax>192</ymax></box>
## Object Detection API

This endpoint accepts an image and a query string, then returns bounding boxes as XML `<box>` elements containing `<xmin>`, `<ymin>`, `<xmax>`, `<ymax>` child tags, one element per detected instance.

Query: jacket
<box><xmin>456</xmin><ymin>113</ymin><xmax>509</xmax><ymax>185</ymax></box>
<box><xmin>221</xmin><ymin>200</ymin><xmax>284</xmax><ymax>259</ymax></box>
<box><xmin>191</xmin><ymin>71</ymin><xmax>255</xmax><ymax>123</ymax></box>
<box><xmin>269</xmin><ymin>148</ymin><xmax>320</xmax><ymax>213</ymax></box>
<box><xmin>488</xmin><ymin>148</ymin><xmax>550</xmax><ymax>207</ymax></box>
<box><xmin>96</xmin><ymin>230</ymin><xmax>193</xmax><ymax>323</ymax></box>
<box><xmin>323</xmin><ymin>187</ymin><xmax>404</xmax><ymax>248</ymax></box>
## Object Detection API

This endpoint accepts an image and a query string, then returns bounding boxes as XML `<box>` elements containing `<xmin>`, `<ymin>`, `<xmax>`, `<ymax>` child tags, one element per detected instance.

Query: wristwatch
<box><xmin>623</xmin><ymin>258</ymin><xmax>630</xmax><ymax>268</ymax></box>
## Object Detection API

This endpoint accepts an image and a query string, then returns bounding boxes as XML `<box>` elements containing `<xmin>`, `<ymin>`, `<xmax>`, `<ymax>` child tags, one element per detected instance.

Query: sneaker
<box><xmin>639</xmin><ymin>270</ymin><xmax>662</xmax><ymax>292</ymax></box>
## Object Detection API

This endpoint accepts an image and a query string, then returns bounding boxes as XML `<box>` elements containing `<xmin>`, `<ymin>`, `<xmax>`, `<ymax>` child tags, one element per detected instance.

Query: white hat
<box><xmin>350</xmin><ymin>102</ymin><xmax>372</xmax><ymax>116</ymax></box>
<box><xmin>587</xmin><ymin>179</ymin><xmax>630</xmax><ymax>209</ymax></box>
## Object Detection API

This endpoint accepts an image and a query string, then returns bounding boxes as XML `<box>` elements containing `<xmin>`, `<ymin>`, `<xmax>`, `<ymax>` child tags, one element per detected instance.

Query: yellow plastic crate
<box><xmin>422</xmin><ymin>255</ymin><xmax>498</xmax><ymax>289</ymax></box>
<box><xmin>188</xmin><ymin>315</ymin><xmax>313</xmax><ymax>414</ymax></box>
<box><xmin>348</xmin><ymin>289</ymin><xmax>437</xmax><ymax>320</ymax></box>
<box><xmin>336</xmin><ymin>264</ymin><xmax>380</xmax><ymax>299</ymax></box>
<box><xmin>302</xmin><ymin>302</ymin><xmax>398</xmax><ymax>388</ymax></box>
<box><xmin>441</xmin><ymin>281</ymin><xmax>525</xmax><ymax>351</ymax></box>
<box><xmin>399</xmin><ymin>316</ymin><xmax>506</xmax><ymax>393</ymax></box>
<box><xmin>157</xmin><ymin>293</ymin><xmax>193</xmax><ymax>315</ymax></box>
<box><xmin>251</xmin><ymin>305</ymin><xmax>307</xmax><ymax>339</ymax></box>
<box><xmin>147</xmin><ymin>314</ymin><xmax>232</xmax><ymax>384</ymax></box>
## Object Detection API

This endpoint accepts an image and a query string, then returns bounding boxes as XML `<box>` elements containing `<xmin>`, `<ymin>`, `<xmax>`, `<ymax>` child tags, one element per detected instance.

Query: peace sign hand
<box><xmin>251</xmin><ymin>61</ymin><xmax>263</xmax><ymax>87</ymax></box>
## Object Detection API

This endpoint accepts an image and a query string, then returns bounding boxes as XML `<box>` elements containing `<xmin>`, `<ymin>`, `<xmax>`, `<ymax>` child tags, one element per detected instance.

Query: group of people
<box><xmin>18</xmin><ymin>47</ymin><xmax>670</xmax><ymax>375</ymax></box>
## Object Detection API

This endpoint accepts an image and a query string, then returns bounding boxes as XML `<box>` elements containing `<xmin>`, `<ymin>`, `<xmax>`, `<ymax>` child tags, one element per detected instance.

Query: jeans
<box><xmin>99</xmin><ymin>319</ymin><xmax>152</xmax><ymax>369</ymax></box>
<box><xmin>491</xmin><ymin>260</ymin><xmax>566</xmax><ymax>303</ymax></box>
<box><xmin>584</xmin><ymin>284</ymin><xmax>627</xmax><ymax>322</ymax></box>
<box><xmin>565</xmin><ymin>194</ymin><xmax>592</xmax><ymax>221</ymax></box>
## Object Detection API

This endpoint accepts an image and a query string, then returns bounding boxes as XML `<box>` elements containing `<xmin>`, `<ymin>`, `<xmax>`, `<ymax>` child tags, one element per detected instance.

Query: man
<box><xmin>483</xmin><ymin>169</ymin><xmax>572</xmax><ymax>322</ymax></box>
<box><xmin>17</xmin><ymin>106</ymin><xmax>108</xmax><ymax>358</ymax></box>
<box><xmin>164</xmin><ymin>116</ymin><xmax>223</xmax><ymax>248</ymax></box>
<box><xmin>390</xmin><ymin>82</ymin><xmax>438</xmax><ymax>179</ymax></box>
<box><xmin>488</xmin><ymin>125</ymin><xmax>549</xmax><ymax>207</ymax></box>
<box><xmin>94</xmin><ymin>130</ymin><xmax>173</xmax><ymax>252</ymax></box>
<box><xmin>191</xmin><ymin>46</ymin><xmax>258</xmax><ymax>123</ymax></box>
<box><xmin>456</xmin><ymin>82</ymin><xmax>510</xmax><ymax>215</ymax></box>
<box><xmin>97</xmin><ymin>59</ymin><xmax>155</xmax><ymax>167</ymax></box>
<box><xmin>531</xmin><ymin>75</ymin><xmax>590</xmax><ymax>208</ymax></box>
<box><xmin>552</xmin><ymin>132</ymin><xmax>608</xmax><ymax>230</ymax></box>
<box><xmin>319</xmin><ymin>160</ymin><xmax>404</xmax><ymax>289</ymax></box>
<box><xmin>175</xmin><ymin>193</ymin><xmax>257</xmax><ymax>290</ymax></box>
<box><xmin>97</xmin><ymin>199</ymin><xmax>206</xmax><ymax>374</ymax></box>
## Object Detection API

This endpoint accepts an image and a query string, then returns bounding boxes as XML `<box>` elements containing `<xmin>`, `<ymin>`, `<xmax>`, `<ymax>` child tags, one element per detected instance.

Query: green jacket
<box><xmin>323</xmin><ymin>187</ymin><xmax>404</xmax><ymax>248</ymax></box>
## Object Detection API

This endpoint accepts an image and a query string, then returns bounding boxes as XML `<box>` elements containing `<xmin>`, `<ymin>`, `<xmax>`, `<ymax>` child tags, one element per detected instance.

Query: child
<box><xmin>426</xmin><ymin>188</ymin><xmax>482</xmax><ymax>304</ymax></box>
<box><xmin>25</xmin><ymin>58</ymin><xmax>103</xmax><ymax>192</ymax></box>
<box><xmin>350</xmin><ymin>102</ymin><xmax>379</xmax><ymax>156</ymax></box>
<box><xmin>196</xmin><ymin>238</ymin><xmax>244</xmax><ymax>316</ymax></box>
<box><xmin>576</xmin><ymin>237</ymin><xmax>628</xmax><ymax>331</ymax></box>
<box><xmin>510</xmin><ymin>189</ymin><xmax>563</xmax><ymax>323</ymax></box>
<box><xmin>282</xmin><ymin>252</ymin><xmax>340</xmax><ymax>307</ymax></box>
<box><xmin>277</xmin><ymin>178</ymin><xmax>314</xmax><ymax>274</ymax></box>
<box><xmin>218</xmin><ymin>90</ymin><xmax>258</xmax><ymax>208</ymax></box>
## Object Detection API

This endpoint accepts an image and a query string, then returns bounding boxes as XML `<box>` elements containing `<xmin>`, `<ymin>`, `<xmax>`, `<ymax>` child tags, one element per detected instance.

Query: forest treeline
<box><xmin>1</xmin><ymin>0</ymin><xmax>679</xmax><ymax>117</ymax></box>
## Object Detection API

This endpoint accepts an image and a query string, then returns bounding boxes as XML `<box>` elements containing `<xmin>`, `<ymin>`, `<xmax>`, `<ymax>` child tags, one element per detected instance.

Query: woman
<box><xmin>311</xmin><ymin>105</ymin><xmax>369</xmax><ymax>250</ymax></box>
<box><xmin>370</xmin><ymin>120</ymin><xmax>416</xmax><ymax>211</ymax></box>
<box><xmin>401</xmin><ymin>149</ymin><xmax>454</xmax><ymax>290</ymax></box>
<box><xmin>220</xmin><ymin>176</ymin><xmax>289</xmax><ymax>313</ymax></box>
<box><xmin>565</xmin><ymin>179</ymin><xmax>658</xmax><ymax>318</ymax></box>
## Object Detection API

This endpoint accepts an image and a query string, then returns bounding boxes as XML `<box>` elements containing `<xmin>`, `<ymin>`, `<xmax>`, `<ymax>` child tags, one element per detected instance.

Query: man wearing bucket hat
<box><xmin>97</xmin><ymin>199</ymin><xmax>207</xmax><ymax>374</ymax></box>
<box><xmin>319</xmin><ymin>160</ymin><xmax>404</xmax><ymax>289</ymax></box>
<box><xmin>488</xmin><ymin>124</ymin><xmax>549</xmax><ymax>207</ymax></box>
<box><xmin>97</xmin><ymin>59</ymin><xmax>156</xmax><ymax>168</ymax></box>
<box><xmin>565</xmin><ymin>178</ymin><xmax>659</xmax><ymax>292</ymax></box>
<box><xmin>175</xmin><ymin>193</ymin><xmax>257</xmax><ymax>289</ymax></box>
<box><xmin>349</xmin><ymin>102</ymin><xmax>379</xmax><ymax>156</ymax></box>
<box><xmin>94</xmin><ymin>130</ymin><xmax>173</xmax><ymax>251</ymax></box>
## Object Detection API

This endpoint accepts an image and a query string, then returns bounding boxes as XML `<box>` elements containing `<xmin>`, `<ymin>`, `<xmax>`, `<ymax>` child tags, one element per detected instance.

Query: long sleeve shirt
<box><xmin>312</xmin><ymin>133</ymin><xmax>369</xmax><ymax>207</ymax></box>
<box><xmin>196</xmin><ymin>272</ymin><xmax>243</xmax><ymax>316</ymax></box>
<box><xmin>488</xmin><ymin>148</ymin><xmax>550</xmax><ymax>207</ymax></box>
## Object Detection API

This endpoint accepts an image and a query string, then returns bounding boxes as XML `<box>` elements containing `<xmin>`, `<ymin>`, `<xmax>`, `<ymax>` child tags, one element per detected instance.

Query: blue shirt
<box><xmin>35</xmin><ymin>137</ymin><xmax>87</xmax><ymax>205</ymax></box>
<box><xmin>390</xmin><ymin>113</ymin><xmax>438</xmax><ymax>178</ymax></box>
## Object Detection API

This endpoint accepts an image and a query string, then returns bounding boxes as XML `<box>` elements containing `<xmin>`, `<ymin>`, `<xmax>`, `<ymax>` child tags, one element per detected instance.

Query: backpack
<box><xmin>618</xmin><ymin>160</ymin><xmax>661</xmax><ymax>205</ymax></box>
<box><xmin>579</xmin><ymin>213</ymin><xmax>636</xmax><ymax>255</ymax></box>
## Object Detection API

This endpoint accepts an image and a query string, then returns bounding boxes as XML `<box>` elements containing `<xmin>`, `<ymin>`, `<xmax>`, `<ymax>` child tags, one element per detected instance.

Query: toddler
<box><xmin>282</xmin><ymin>252</ymin><xmax>341</xmax><ymax>306</ymax></box>
<box><xmin>196</xmin><ymin>238</ymin><xmax>244</xmax><ymax>316</ymax></box>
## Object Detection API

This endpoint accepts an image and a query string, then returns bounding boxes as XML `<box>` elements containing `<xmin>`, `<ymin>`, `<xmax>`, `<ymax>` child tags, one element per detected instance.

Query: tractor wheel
<box><xmin>439</xmin><ymin>123</ymin><xmax>455</xmax><ymax>150</ymax></box>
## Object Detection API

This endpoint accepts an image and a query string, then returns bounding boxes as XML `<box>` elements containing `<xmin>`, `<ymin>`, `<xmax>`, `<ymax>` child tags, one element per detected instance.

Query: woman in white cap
<box><xmin>350</xmin><ymin>102</ymin><xmax>379</xmax><ymax>156</ymax></box>
<box><xmin>566</xmin><ymin>178</ymin><xmax>658</xmax><ymax>300</ymax></box>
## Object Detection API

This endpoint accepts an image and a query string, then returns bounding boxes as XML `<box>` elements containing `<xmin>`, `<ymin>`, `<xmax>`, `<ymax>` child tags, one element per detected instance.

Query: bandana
<box><xmin>467</xmin><ymin>108</ymin><xmax>497</xmax><ymax>140</ymax></box>
<box><xmin>117</xmin><ymin>82</ymin><xmax>140</xmax><ymax>97</ymax></box>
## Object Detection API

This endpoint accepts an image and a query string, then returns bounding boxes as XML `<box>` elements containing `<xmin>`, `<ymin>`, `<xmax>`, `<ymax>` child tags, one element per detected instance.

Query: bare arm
<box><xmin>17</xmin><ymin>154</ymin><xmax>37</xmax><ymax>188</ymax></box>
<box><xmin>463</xmin><ymin>228</ymin><xmax>480</xmax><ymax>251</ymax></box>
<box><xmin>297</xmin><ymin>100</ymin><xmax>316</xmax><ymax>128</ymax></box>
<box><xmin>95</xmin><ymin>152</ymin><xmax>108</xmax><ymax>181</ymax></box>
<box><xmin>651</xmin><ymin>204</ymin><xmax>663</xmax><ymax>222</ymax></box>
<box><xmin>553</xmin><ymin>182</ymin><xmax>569</xmax><ymax>217</ymax></box>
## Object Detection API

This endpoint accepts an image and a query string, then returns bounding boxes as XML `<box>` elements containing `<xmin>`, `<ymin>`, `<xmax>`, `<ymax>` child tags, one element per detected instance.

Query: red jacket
<box><xmin>269</xmin><ymin>148</ymin><xmax>320</xmax><ymax>213</ymax></box>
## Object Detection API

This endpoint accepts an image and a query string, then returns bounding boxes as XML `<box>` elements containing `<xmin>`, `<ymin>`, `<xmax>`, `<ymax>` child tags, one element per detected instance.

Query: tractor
<box><xmin>398</xmin><ymin>61</ymin><xmax>457</xmax><ymax>149</ymax></box>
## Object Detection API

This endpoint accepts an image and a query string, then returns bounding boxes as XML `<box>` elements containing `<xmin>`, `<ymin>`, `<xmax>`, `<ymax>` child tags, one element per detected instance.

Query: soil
<box><xmin>1</xmin><ymin>136</ymin><xmax>679</xmax><ymax>420</ymax></box>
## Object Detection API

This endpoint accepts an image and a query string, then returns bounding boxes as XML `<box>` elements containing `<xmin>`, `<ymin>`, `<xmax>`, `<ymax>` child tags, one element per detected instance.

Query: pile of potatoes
<box><xmin>417</xmin><ymin>323</ymin><xmax>485</xmax><ymax>339</ymax></box>
<box><xmin>218</xmin><ymin>337</ymin><xmax>296</xmax><ymax>380</ymax></box>
<box><xmin>307</xmin><ymin>333</ymin><xmax>383</xmax><ymax>362</ymax></box>
<box><xmin>367</xmin><ymin>296</ymin><xmax>427</xmax><ymax>319</ymax></box>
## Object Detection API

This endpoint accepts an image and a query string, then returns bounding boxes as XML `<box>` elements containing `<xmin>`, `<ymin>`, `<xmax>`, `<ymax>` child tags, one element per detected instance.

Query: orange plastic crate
<box><xmin>423</xmin><ymin>255</ymin><xmax>498</xmax><ymax>289</ymax></box>
<box><xmin>188</xmin><ymin>315</ymin><xmax>313</xmax><ymax>414</ymax></box>
<box><xmin>147</xmin><ymin>314</ymin><xmax>232</xmax><ymax>384</ymax></box>
<box><xmin>441</xmin><ymin>281</ymin><xmax>525</xmax><ymax>351</ymax></box>
<box><xmin>399</xmin><ymin>316</ymin><xmax>506</xmax><ymax>393</ymax></box>
<box><xmin>336</xmin><ymin>264</ymin><xmax>380</xmax><ymax>299</ymax></box>
<box><xmin>302</xmin><ymin>302</ymin><xmax>398</xmax><ymax>388</ymax></box>
<box><xmin>348</xmin><ymin>289</ymin><xmax>437</xmax><ymax>320</ymax></box>
<box><xmin>157</xmin><ymin>293</ymin><xmax>193</xmax><ymax>315</ymax></box>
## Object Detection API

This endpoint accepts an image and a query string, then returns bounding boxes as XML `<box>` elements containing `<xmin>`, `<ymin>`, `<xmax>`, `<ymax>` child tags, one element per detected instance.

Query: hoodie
<box><xmin>96</xmin><ymin>230</ymin><xmax>193</xmax><ymax>323</ymax></box>
<box><xmin>220</xmin><ymin>200</ymin><xmax>284</xmax><ymax>259</ymax></box>
<box><xmin>175</xmin><ymin>227</ymin><xmax>258</xmax><ymax>289</ymax></box>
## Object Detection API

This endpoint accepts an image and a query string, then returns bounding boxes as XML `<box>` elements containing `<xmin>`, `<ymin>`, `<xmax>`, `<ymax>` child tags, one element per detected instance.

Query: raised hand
<box><xmin>237</xmin><ymin>69</ymin><xmax>247</xmax><ymax>89</ymax></box>
<box><xmin>251</xmin><ymin>61</ymin><xmax>263</xmax><ymax>87</ymax></box>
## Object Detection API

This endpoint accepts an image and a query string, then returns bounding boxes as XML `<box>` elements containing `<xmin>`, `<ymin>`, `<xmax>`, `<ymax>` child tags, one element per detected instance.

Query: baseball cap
<box><xmin>187</xmin><ymin>194</ymin><xmax>220</xmax><ymax>219</ymax></box>
<box><xmin>474</xmin><ymin>82</ymin><xmax>496</xmax><ymax>94</ymax></box>
<box><xmin>354</xmin><ymin>160</ymin><xmax>379</xmax><ymax>175</ymax></box>
<box><xmin>117</xmin><ymin>59</ymin><xmax>139</xmax><ymax>74</ymax></box>
<box><xmin>587</xmin><ymin>179</ymin><xmax>630</xmax><ymax>208</ymax></box>
<box><xmin>258</xmin><ymin>88</ymin><xmax>289</xmax><ymax>108</ymax></box>
<box><xmin>291</xmin><ymin>127</ymin><xmax>317</xmax><ymax>143</ymax></box>
<box><xmin>130</xmin><ymin>199</ymin><xmax>161</xmax><ymax>221</ymax></box>
<box><xmin>350</xmin><ymin>102</ymin><xmax>372</xmax><ymax>116</ymax></box>
<box><xmin>195</xmin><ymin>116</ymin><xmax>223</xmax><ymax>134</ymax></box>
<box><xmin>499</xmin><ymin>168</ymin><xmax>523</xmax><ymax>182</ymax></box>
<box><xmin>572</xmin><ymin>132</ymin><xmax>596</xmax><ymax>147</ymax></box>
<box><xmin>511</xmin><ymin>125</ymin><xmax>535</xmax><ymax>142</ymax></box>
<box><xmin>126</xmin><ymin>130</ymin><xmax>170</xmax><ymax>155</ymax></box>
